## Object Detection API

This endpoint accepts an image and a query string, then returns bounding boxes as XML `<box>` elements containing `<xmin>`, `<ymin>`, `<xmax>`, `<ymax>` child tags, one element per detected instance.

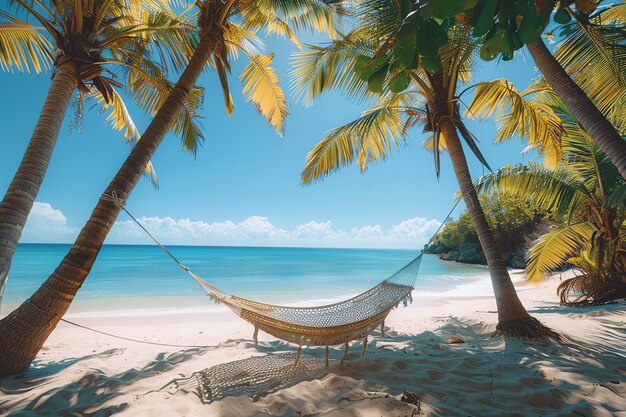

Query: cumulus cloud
<box><xmin>21</xmin><ymin>202</ymin><xmax>78</xmax><ymax>243</ymax></box>
<box><xmin>20</xmin><ymin>202</ymin><xmax>441</xmax><ymax>248</ymax></box>
<box><xmin>109</xmin><ymin>215</ymin><xmax>441</xmax><ymax>249</ymax></box>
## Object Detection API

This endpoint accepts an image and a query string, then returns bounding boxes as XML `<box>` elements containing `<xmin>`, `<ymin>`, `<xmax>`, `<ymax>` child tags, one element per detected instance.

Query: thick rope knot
<box><xmin>102</xmin><ymin>192</ymin><xmax>125</xmax><ymax>208</ymax></box>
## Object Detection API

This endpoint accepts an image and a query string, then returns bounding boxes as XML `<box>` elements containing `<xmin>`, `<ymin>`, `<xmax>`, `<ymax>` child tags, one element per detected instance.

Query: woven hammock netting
<box><xmin>188</xmin><ymin>253</ymin><xmax>422</xmax><ymax>347</ymax></box>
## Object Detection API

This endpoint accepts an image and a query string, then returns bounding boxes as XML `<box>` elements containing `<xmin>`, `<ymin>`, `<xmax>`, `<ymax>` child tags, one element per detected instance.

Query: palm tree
<box><xmin>527</xmin><ymin>37</ymin><xmax>626</xmax><ymax>181</ymax></box>
<box><xmin>475</xmin><ymin>97</ymin><xmax>626</xmax><ymax>306</ymax></box>
<box><xmin>475</xmin><ymin>0</ymin><xmax>626</xmax><ymax>181</ymax></box>
<box><xmin>411</xmin><ymin>0</ymin><xmax>626</xmax><ymax>180</ymax></box>
<box><xmin>292</xmin><ymin>5</ymin><xmax>559</xmax><ymax>339</ymax></box>
<box><xmin>526</xmin><ymin>2</ymin><xmax>626</xmax><ymax>179</ymax></box>
<box><xmin>551</xmin><ymin>3</ymin><xmax>626</xmax><ymax>133</ymax></box>
<box><xmin>0</xmin><ymin>0</ymin><xmax>344</xmax><ymax>376</ymax></box>
<box><xmin>0</xmin><ymin>0</ymin><xmax>199</xmax><ymax>306</ymax></box>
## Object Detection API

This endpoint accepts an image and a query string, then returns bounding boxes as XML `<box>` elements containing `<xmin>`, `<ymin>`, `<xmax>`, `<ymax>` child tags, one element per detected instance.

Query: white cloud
<box><xmin>109</xmin><ymin>214</ymin><xmax>441</xmax><ymax>249</ymax></box>
<box><xmin>20</xmin><ymin>202</ymin><xmax>441</xmax><ymax>249</ymax></box>
<box><xmin>21</xmin><ymin>202</ymin><xmax>78</xmax><ymax>243</ymax></box>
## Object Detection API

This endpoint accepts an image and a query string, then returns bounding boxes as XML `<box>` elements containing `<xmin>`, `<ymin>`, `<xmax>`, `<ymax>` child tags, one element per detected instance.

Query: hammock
<box><xmin>187</xmin><ymin>254</ymin><xmax>421</xmax><ymax>347</ymax></box>
<box><xmin>105</xmin><ymin>193</ymin><xmax>430</xmax><ymax>366</ymax></box>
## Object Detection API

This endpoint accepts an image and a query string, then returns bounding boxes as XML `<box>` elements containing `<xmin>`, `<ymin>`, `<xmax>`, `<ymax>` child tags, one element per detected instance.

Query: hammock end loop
<box><xmin>102</xmin><ymin>191</ymin><xmax>126</xmax><ymax>209</ymax></box>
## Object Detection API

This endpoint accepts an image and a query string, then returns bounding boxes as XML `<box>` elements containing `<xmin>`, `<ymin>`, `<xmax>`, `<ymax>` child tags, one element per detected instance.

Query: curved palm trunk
<box><xmin>0</xmin><ymin>63</ymin><xmax>77</xmax><ymax>308</ymax></box>
<box><xmin>0</xmin><ymin>33</ymin><xmax>215</xmax><ymax>376</ymax></box>
<box><xmin>439</xmin><ymin>116</ymin><xmax>558</xmax><ymax>339</ymax></box>
<box><xmin>528</xmin><ymin>38</ymin><xmax>626</xmax><ymax>181</ymax></box>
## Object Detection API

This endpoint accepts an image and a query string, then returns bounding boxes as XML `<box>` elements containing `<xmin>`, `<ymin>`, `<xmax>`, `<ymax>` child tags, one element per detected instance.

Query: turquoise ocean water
<box><xmin>4</xmin><ymin>244</ymin><xmax>491</xmax><ymax>310</ymax></box>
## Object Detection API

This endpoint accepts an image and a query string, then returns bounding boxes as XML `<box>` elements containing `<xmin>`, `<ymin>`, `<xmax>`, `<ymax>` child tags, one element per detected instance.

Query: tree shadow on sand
<box><xmin>333</xmin><ymin>311</ymin><xmax>626</xmax><ymax>417</ymax></box>
<box><xmin>0</xmin><ymin>347</ymin><xmax>211</xmax><ymax>416</ymax></box>
<box><xmin>2</xmin><ymin>305</ymin><xmax>625</xmax><ymax>416</ymax></box>
<box><xmin>157</xmin><ymin>307</ymin><xmax>625</xmax><ymax>417</ymax></box>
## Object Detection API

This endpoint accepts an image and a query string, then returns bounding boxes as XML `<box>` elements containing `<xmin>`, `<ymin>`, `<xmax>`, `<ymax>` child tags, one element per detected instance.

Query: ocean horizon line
<box><xmin>16</xmin><ymin>241</ymin><xmax>424</xmax><ymax>253</ymax></box>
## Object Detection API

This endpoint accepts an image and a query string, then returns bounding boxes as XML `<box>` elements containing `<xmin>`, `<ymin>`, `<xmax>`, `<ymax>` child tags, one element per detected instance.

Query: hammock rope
<box><xmin>103</xmin><ymin>192</ymin><xmax>461</xmax><ymax>365</ymax></box>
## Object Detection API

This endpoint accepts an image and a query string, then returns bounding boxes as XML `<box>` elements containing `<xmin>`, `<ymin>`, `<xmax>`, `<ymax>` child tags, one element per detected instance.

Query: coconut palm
<box><xmin>292</xmin><ymin>3</ymin><xmax>559</xmax><ymax>339</ymax></box>
<box><xmin>0</xmin><ymin>0</ymin><xmax>201</xmax><ymax>306</ymax></box>
<box><xmin>410</xmin><ymin>0</ymin><xmax>626</xmax><ymax>180</ymax></box>
<box><xmin>475</xmin><ymin>97</ymin><xmax>626</xmax><ymax>306</ymax></box>
<box><xmin>551</xmin><ymin>3</ymin><xmax>626</xmax><ymax>133</ymax></box>
<box><xmin>0</xmin><ymin>0</ymin><xmax>344</xmax><ymax>376</ymax></box>
<box><xmin>483</xmin><ymin>0</ymin><xmax>626</xmax><ymax>181</ymax></box>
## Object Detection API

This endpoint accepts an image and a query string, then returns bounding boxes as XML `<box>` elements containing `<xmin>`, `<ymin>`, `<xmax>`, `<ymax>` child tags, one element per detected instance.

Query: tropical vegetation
<box><xmin>362</xmin><ymin>0</ymin><xmax>626</xmax><ymax>182</ymax></box>
<box><xmin>0</xmin><ymin>0</ymin><xmax>624</xmax><ymax>379</ymax></box>
<box><xmin>292</xmin><ymin>1</ymin><xmax>559</xmax><ymax>339</ymax></box>
<box><xmin>476</xmin><ymin>97</ymin><xmax>626</xmax><ymax>307</ymax></box>
<box><xmin>425</xmin><ymin>193</ymin><xmax>552</xmax><ymax>268</ymax></box>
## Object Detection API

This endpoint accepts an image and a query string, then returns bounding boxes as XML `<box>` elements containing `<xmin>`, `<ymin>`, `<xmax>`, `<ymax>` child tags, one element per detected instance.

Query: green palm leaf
<box><xmin>290</xmin><ymin>32</ymin><xmax>378</xmax><ymax>106</ymax></box>
<box><xmin>554</xmin><ymin>3</ymin><xmax>626</xmax><ymax>132</ymax></box>
<box><xmin>474</xmin><ymin>162</ymin><xmax>588</xmax><ymax>220</ymax></box>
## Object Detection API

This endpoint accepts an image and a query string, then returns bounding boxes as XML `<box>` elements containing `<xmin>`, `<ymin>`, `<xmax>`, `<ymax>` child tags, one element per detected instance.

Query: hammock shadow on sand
<box><xmin>167</xmin><ymin>352</ymin><xmax>329</xmax><ymax>403</ymax></box>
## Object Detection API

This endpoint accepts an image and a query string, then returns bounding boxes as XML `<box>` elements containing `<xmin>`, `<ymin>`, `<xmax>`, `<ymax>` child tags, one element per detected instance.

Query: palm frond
<box><xmin>354</xmin><ymin>0</ymin><xmax>402</xmax><ymax>40</ymax></box>
<box><xmin>91</xmin><ymin>86</ymin><xmax>159</xmax><ymax>186</ymax></box>
<box><xmin>474</xmin><ymin>162</ymin><xmax>588</xmax><ymax>220</ymax></box>
<box><xmin>464</xmin><ymin>79</ymin><xmax>564</xmax><ymax>166</ymax></box>
<box><xmin>301</xmin><ymin>91</ymin><xmax>417</xmax><ymax>184</ymax></box>
<box><xmin>130</xmin><ymin>72</ymin><xmax>205</xmax><ymax>154</ymax></box>
<box><xmin>541</xmin><ymin>94</ymin><xmax>624</xmax><ymax>198</ymax></box>
<box><xmin>526</xmin><ymin>222</ymin><xmax>595</xmax><ymax>283</ymax></box>
<box><xmin>240</xmin><ymin>53</ymin><xmax>289</xmax><ymax>135</ymax></box>
<box><xmin>606</xmin><ymin>182</ymin><xmax>626</xmax><ymax>209</ymax></box>
<box><xmin>554</xmin><ymin>3</ymin><xmax>626</xmax><ymax>131</ymax></box>
<box><xmin>440</xmin><ymin>24</ymin><xmax>480</xmax><ymax>88</ymax></box>
<box><xmin>0</xmin><ymin>11</ymin><xmax>52</xmax><ymax>73</ymax></box>
<box><xmin>223</xmin><ymin>21</ymin><xmax>264</xmax><ymax>60</ymax></box>
<box><xmin>243</xmin><ymin>0</ymin><xmax>346</xmax><ymax>42</ymax></box>
<box><xmin>290</xmin><ymin>32</ymin><xmax>377</xmax><ymax>106</ymax></box>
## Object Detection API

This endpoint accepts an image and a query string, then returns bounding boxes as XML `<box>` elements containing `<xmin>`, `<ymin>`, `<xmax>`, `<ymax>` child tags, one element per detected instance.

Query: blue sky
<box><xmin>0</xmin><ymin>32</ymin><xmax>544</xmax><ymax>249</ymax></box>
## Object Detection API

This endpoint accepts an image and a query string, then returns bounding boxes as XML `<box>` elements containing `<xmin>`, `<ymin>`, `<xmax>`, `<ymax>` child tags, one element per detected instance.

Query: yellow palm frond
<box><xmin>464</xmin><ymin>79</ymin><xmax>564</xmax><ymax>166</ymax></box>
<box><xmin>290</xmin><ymin>32</ymin><xmax>377</xmax><ymax>106</ymax></box>
<box><xmin>240</xmin><ymin>53</ymin><xmax>289</xmax><ymax>135</ymax></box>
<box><xmin>0</xmin><ymin>12</ymin><xmax>52</xmax><ymax>73</ymax></box>
<box><xmin>129</xmin><ymin>72</ymin><xmax>205</xmax><ymax>153</ymax></box>
<box><xmin>92</xmin><ymin>87</ymin><xmax>159</xmax><ymax>186</ymax></box>
<box><xmin>554</xmin><ymin>3</ymin><xmax>626</xmax><ymax>132</ymax></box>
<box><xmin>301</xmin><ymin>91</ymin><xmax>417</xmax><ymax>184</ymax></box>
<box><xmin>223</xmin><ymin>21</ymin><xmax>264</xmax><ymax>60</ymax></box>
<box><xmin>422</xmin><ymin>133</ymin><xmax>448</xmax><ymax>152</ymax></box>
<box><xmin>244</xmin><ymin>0</ymin><xmax>345</xmax><ymax>41</ymax></box>
<box><xmin>526</xmin><ymin>222</ymin><xmax>595</xmax><ymax>283</ymax></box>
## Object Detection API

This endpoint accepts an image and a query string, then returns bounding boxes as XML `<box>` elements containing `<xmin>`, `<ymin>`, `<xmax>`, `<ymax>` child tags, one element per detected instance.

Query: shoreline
<box><xmin>2</xmin><ymin>266</ymin><xmax>526</xmax><ymax>318</ymax></box>
<box><xmin>2</xmin><ymin>271</ymin><xmax>625</xmax><ymax>416</ymax></box>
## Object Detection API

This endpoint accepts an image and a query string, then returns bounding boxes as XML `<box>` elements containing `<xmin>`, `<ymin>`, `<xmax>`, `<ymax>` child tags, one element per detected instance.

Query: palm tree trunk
<box><xmin>439</xmin><ymin>116</ymin><xmax>558</xmax><ymax>340</ymax></box>
<box><xmin>0</xmin><ymin>63</ymin><xmax>77</xmax><ymax>309</ymax></box>
<box><xmin>0</xmin><ymin>32</ymin><xmax>215</xmax><ymax>376</ymax></box>
<box><xmin>528</xmin><ymin>38</ymin><xmax>626</xmax><ymax>181</ymax></box>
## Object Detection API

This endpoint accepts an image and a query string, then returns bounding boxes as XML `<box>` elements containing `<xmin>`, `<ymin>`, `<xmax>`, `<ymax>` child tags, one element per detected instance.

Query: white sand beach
<box><xmin>1</xmin><ymin>271</ymin><xmax>625</xmax><ymax>417</ymax></box>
